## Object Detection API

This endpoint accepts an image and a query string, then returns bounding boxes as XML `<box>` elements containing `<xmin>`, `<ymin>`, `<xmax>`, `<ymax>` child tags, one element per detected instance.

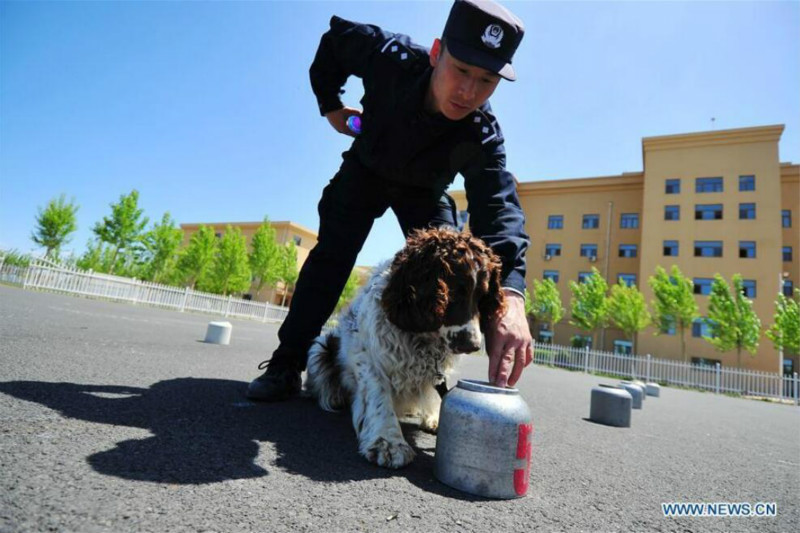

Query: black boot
<box><xmin>246</xmin><ymin>359</ymin><xmax>302</xmax><ymax>402</ymax></box>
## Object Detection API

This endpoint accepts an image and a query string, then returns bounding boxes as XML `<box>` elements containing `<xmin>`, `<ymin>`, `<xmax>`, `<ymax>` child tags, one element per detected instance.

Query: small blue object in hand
<box><xmin>346</xmin><ymin>115</ymin><xmax>362</xmax><ymax>135</ymax></box>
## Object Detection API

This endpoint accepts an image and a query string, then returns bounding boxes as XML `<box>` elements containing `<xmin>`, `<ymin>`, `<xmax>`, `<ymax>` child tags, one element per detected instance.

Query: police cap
<box><xmin>442</xmin><ymin>0</ymin><xmax>524</xmax><ymax>81</ymax></box>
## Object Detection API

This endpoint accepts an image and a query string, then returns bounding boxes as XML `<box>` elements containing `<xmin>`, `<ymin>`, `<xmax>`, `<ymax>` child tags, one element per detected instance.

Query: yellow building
<box><xmin>454</xmin><ymin>124</ymin><xmax>798</xmax><ymax>374</ymax></box>
<box><xmin>179</xmin><ymin>220</ymin><xmax>318</xmax><ymax>307</ymax></box>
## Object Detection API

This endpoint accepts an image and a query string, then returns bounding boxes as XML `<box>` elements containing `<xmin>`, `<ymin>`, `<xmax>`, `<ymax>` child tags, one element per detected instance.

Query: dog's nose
<box><xmin>449</xmin><ymin>329</ymin><xmax>481</xmax><ymax>354</ymax></box>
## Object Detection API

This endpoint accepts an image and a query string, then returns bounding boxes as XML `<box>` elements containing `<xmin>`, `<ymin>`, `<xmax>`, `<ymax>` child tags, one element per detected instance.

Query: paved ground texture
<box><xmin>1</xmin><ymin>284</ymin><xmax>798</xmax><ymax>533</ymax></box>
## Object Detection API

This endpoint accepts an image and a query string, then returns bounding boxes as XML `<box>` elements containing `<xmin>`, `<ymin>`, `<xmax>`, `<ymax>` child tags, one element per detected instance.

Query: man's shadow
<box><xmin>0</xmin><ymin>378</ymin><xmax>480</xmax><ymax>498</ymax></box>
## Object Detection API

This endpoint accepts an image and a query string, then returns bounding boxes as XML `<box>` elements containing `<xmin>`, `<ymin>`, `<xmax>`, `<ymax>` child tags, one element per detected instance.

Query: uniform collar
<box><xmin>406</xmin><ymin>66</ymin><xmax>459</xmax><ymax>134</ymax></box>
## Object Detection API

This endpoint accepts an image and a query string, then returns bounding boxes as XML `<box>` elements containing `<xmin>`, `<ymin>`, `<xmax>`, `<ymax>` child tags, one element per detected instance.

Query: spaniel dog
<box><xmin>306</xmin><ymin>227</ymin><xmax>506</xmax><ymax>469</ymax></box>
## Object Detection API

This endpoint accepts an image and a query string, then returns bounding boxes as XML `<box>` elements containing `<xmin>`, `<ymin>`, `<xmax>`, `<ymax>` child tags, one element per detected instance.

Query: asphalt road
<box><xmin>1</xmin><ymin>284</ymin><xmax>798</xmax><ymax>533</ymax></box>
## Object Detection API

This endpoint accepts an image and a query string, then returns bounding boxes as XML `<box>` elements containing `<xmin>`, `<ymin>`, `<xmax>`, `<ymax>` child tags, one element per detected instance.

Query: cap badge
<box><xmin>481</xmin><ymin>24</ymin><xmax>504</xmax><ymax>49</ymax></box>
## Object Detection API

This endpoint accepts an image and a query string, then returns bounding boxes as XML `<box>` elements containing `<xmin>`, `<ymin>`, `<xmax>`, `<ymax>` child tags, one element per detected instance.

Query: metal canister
<box><xmin>434</xmin><ymin>379</ymin><xmax>533</xmax><ymax>499</ymax></box>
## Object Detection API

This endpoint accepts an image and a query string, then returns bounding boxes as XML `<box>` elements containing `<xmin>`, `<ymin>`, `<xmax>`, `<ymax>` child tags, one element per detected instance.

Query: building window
<box><xmin>739</xmin><ymin>175</ymin><xmax>755</xmax><ymax>191</ymax></box>
<box><xmin>578</xmin><ymin>271</ymin><xmax>592</xmax><ymax>283</ymax></box>
<box><xmin>694</xmin><ymin>241</ymin><xmax>723</xmax><ymax>257</ymax></box>
<box><xmin>293</xmin><ymin>235</ymin><xmax>302</xmax><ymax>246</ymax></box>
<box><xmin>665</xmin><ymin>179</ymin><xmax>681</xmax><ymax>194</ymax></box>
<box><xmin>695</xmin><ymin>204</ymin><xmax>723</xmax><ymax>220</ymax></box>
<box><xmin>741</xmin><ymin>280</ymin><xmax>757</xmax><ymax>298</ymax></box>
<box><xmin>739</xmin><ymin>241</ymin><xmax>756</xmax><ymax>259</ymax></box>
<box><xmin>614</xmin><ymin>340</ymin><xmax>633</xmax><ymax>355</ymax></box>
<box><xmin>659</xmin><ymin>315</ymin><xmax>676</xmax><ymax>335</ymax></box>
<box><xmin>580</xmin><ymin>244</ymin><xmax>598</xmax><ymax>258</ymax></box>
<box><xmin>693</xmin><ymin>278</ymin><xmax>714</xmax><ymax>295</ymax></box>
<box><xmin>574</xmin><ymin>335</ymin><xmax>593</xmax><ymax>349</ymax></box>
<box><xmin>784</xmin><ymin>280</ymin><xmax>795</xmax><ymax>297</ymax></box>
<box><xmin>537</xmin><ymin>329</ymin><xmax>553</xmax><ymax>345</ymax></box>
<box><xmin>739</xmin><ymin>203</ymin><xmax>756</xmax><ymax>220</ymax></box>
<box><xmin>664</xmin><ymin>205</ymin><xmax>680</xmax><ymax>221</ymax></box>
<box><xmin>784</xmin><ymin>246</ymin><xmax>793</xmax><ymax>262</ymax></box>
<box><xmin>618</xmin><ymin>273</ymin><xmax>637</xmax><ymax>287</ymax></box>
<box><xmin>545</xmin><ymin>243</ymin><xmax>562</xmax><ymax>257</ymax></box>
<box><xmin>544</xmin><ymin>270</ymin><xmax>559</xmax><ymax>283</ymax></box>
<box><xmin>692</xmin><ymin>318</ymin><xmax>712</xmax><ymax>338</ymax></box>
<box><xmin>783</xmin><ymin>210</ymin><xmax>792</xmax><ymax>228</ymax></box>
<box><xmin>548</xmin><ymin>215</ymin><xmax>563</xmax><ymax>229</ymax></box>
<box><xmin>692</xmin><ymin>357</ymin><xmax>722</xmax><ymax>369</ymax></box>
<box><xmin>696</xmin><ymin>177</ymin><xmax>724</xmax><ymax>193</ymax></box>
<box><xmin>663</xmin><ymin>240</ymin><xmax>679</xmax><ymax>256</ymax></box>
<box><xmin>620</xmin><ymin>213</ymin><xmax>639</xmax><ymax>229</ymax></box>
<box><xmin>582</xmin><ymin>214</ymin><xmax>600</xmax><ymax>229</ymax></box>
<box><xmin>619</xmin><ymin>244</ymin><xmax>638</xmax><ymax>258</ymax></box>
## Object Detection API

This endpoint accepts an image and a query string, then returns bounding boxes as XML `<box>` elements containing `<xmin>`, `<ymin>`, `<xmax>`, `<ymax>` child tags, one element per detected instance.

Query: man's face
<box><xmin>427</xmin><ymin>38</ymin><xmax>502</xmax><ymax>121</ymax></box>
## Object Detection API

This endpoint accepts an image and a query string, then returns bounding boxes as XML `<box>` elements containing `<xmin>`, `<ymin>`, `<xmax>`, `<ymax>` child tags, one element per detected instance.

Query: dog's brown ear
<box><xmin>479</xmin><ymin>262</ymin><xmax>507</xmax><ymax>328</ymax></box>
<box><xmin>467</xmin><ymin>236</ymin><xmax>507</xmax><ymax>329</ymax></box>
<box><xmin>381</xmin><ymin>231</ymin><xmax>448</xmax><ymax>332</ymax></box>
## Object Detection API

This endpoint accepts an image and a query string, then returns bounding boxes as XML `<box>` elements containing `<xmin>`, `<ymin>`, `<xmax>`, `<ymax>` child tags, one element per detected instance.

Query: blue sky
<box><xmin>2</xmin><ymin>0</ymin><xmax>798</xmax><ymax>268</ymax></box>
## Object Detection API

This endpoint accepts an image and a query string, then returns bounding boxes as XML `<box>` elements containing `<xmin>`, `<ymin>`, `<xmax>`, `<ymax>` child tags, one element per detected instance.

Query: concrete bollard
<box><xmin>622</xmin><ymin>380</ymin><xmax>646</xmax><ymax>402</ymax></box>
<box><xmin>619</xmin><ymin>382</ymin><xmax>644</xmax><ymax>409</ymax></box>
<box><xmin>632</xmin><ymin>380</ymin><xmax>647</xmax><ymax>401</ymax></box>
<box><xmin>205</xmin><ymin>321</ymin><xmax>232</xmax><ymax>345</ymax></box>
<box><xmin>645</xmin><ymin>382</ymin><xmax>660</xmax><ymax>397</ymax></box>
<box><xmin>590</xmin><ymin>385</ymin><xmax>633</xmax><ymax>427</ymax></box>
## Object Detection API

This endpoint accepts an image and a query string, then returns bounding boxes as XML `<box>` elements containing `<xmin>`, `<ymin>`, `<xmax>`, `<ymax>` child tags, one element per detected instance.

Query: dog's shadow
<box><xmin>0</xmin><ymin>378</ymin><xmax>484</xmax><ymax>499</ymax></box>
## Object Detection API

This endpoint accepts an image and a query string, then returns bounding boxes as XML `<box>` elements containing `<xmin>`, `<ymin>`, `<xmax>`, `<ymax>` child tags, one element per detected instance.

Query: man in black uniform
<box><xmin>248</xmin><ymin>0</ymin><xmax>533</xmax><ymax>401</ymax></box>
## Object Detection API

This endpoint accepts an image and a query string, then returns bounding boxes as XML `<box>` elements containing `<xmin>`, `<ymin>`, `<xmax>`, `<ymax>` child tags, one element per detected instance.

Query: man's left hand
<box><xmin>485</xmin><ymin>290</ymin><xmax>533</xmax><ymax>388</ymax></box>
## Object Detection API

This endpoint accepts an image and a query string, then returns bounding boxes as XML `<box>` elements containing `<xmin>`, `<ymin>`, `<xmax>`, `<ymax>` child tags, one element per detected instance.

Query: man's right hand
<box><xmin>325</xmin><ymin>107</ymin><xmax>362</xmax><ymax>137</ymax></box>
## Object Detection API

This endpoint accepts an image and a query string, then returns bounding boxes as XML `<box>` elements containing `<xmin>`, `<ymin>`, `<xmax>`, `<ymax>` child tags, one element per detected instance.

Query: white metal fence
<box><xmin>534</xmin><ymin>343</ymin><xmax>799</xmax><ymax>405</ymax></box>
<box><xmin>2</xmin><ymin>254</ymin><xmax>797</xmax><ymax>404</ymax></box>
<box><xmin>0</xmin><ymin>255</ymin><xmax>289</xmax><ymax>324</ymax></box>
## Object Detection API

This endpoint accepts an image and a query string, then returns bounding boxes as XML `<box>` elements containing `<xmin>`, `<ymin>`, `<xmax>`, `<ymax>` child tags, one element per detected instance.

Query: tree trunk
<box><xmin>281</xmin><ymin>286</ymin><xmax>289</xmax><ymax>307</ymax></box>
<box><xmin>109</xmin><ymin>246</ymin><xmax>120</xmax><ymax>274</ymax></box>
<box><xmin>680</xmin><ymin>326</ymin><xmax>687</xmax><ymax>363</ymax></box>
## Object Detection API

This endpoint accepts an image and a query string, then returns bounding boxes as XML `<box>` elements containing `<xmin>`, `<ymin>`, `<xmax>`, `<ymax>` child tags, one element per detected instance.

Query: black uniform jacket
<box><xmin>309</xmin><ymin>15</ymin><xmax>529</xmax><ymax>294</ymax></box>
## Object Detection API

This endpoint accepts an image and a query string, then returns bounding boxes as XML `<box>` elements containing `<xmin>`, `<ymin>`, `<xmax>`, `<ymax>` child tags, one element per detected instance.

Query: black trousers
<box><xmin>271</xmin><ymin>154</ymin><xmax>457</xmax><ymax>370</ymax></box>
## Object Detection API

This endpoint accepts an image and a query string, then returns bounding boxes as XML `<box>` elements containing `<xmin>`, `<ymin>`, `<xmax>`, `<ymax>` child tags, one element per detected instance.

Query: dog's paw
<box><xmin>363</xmin><ymin>437</ymin><xmax>416</xmax><ymax>469</ymax></box>
<box><xmin>419</xmin><ymin>414</ymin><xmax>439</xmax><ymax>434</ymax></box>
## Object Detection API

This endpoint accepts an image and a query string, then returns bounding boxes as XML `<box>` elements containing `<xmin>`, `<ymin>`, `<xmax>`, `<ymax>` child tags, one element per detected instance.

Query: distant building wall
<box><xmin>452</xmin><ymin>124</ymin><xmax>798</xmax><ymax>373</ymax></box>
<box><xmin>179</xmin><ymin>220</ymin><xmax>318</xmax><ymax>307</ymax></box>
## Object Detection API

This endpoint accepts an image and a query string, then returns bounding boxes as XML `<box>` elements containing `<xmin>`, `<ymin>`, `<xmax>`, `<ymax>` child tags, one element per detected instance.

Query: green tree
<box><xmin>528</xmin><ymin>278</ymin><xmax>565</xmax><ymax>342</ymax></box>
<box><xmin>205</xmin><ymin>226</ymin><xmax>251</xmax><ymax>295</ymax></box>
<box><xmin>608</xmin><ymin>281</ymin><xmax>651</xmax><ymax>354</ymax></box>
<box><xmin>568</xmin><ymin>267</ymin><xmax>609</xmax><ymax>349</ymax></box>
<box><xmin>648</xmin><ymin>265</ymin><xmax>699</xmax><ymax>362</ymax></box>
<box><xmin>31</xmin><ymin>194</ymin><xmax>79</xmax><ymax>260</ymax></box>
<box><xmin>91</xmin><ymin>190</ymin><xmax>148</xmax><ymax>274</ymax></box>
<box><xmin>705</xmin><ymin>274</ymin><xmax>761</xmax><ymax>368</ymax></box>
<box><xmin>278</xmin><ymin>241</ymin><xmax>299</xmax><ymax>306</ymax></box>
<box><xmin>176</xmin><ymin>225</ymin><xmax>218</xmax><ymax>289</ymax></box>
<box><xmin>765</xmin><ymin>289</ymin><xmax>800</xmax><ymax>357</ymax></box>
<box><xmin>336</xmin><ymin>269</ymin><xmax>362</xmax><ymax>313</ymax></box>
<box><xmin>0</xmin><ymin>249</ymin><xmax>33</xmax><ymax>268</ymax></box>
<box><xmin>141</xmin><ymin>212</ymin><xmax>184</xmax><ymax>284</ymax></box>
<box><xmin>76</xmin><ymin>241</ymin><xmax>116</xmax><ymax>273</ymax></box>
<box><xmin>249</xmin><ymin>217</ymin><xmax>281</xmax><ymax>299</ymax></box>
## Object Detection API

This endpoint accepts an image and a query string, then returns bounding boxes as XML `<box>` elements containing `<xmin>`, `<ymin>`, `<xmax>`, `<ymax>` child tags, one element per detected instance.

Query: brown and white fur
<box><xmin>305</xmin><ymin>227</ymin><xmax>506</xmax><ymax>469</ymax></box>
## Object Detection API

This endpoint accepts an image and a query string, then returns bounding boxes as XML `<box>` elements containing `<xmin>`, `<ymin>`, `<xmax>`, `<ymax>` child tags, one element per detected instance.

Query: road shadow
<box><xmin>581</xmin><ymin>417</ymin><xmax>632</xmax><ymax>428</ymax></box>
<box><xmin>0</xmin><ymin>378</ymin><xmax>485</xmax><ymax>499</ymax></box>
